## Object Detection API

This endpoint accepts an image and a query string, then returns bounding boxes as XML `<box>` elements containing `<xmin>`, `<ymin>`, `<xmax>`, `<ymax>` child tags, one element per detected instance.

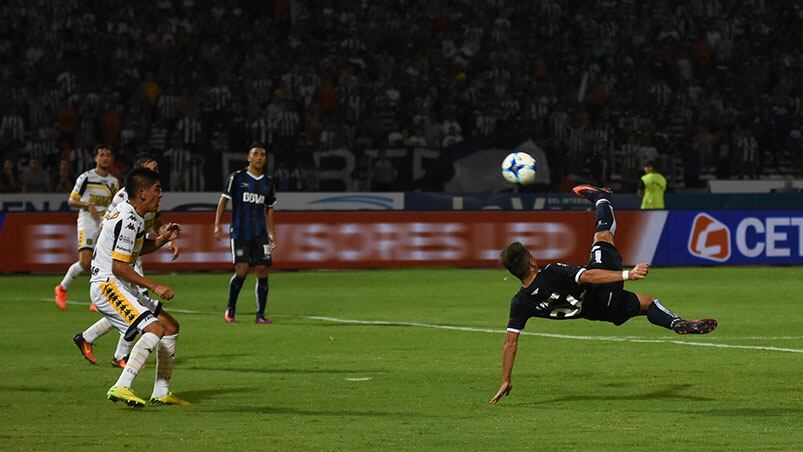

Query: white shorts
<box><xmin>90</xmin><ymin>279</ymin><xmax>160</xmax><ymax>341</ymax></box>
<box><xmin>77</xmin><ymin>216</ymin><xmax>101</xmax><ymax>250</ymax></box>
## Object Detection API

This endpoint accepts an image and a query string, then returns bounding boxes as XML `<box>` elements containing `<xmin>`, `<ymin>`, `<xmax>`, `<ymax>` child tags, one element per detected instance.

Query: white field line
<box><xmin>304</xmin><ymin>316</ymin><xmax>803</xmax><ymax>354</ymax></box>
<box><xmin>34</xmin><ymin>299</ymin><xmax>803</xmax><ymax>352</ymax></box>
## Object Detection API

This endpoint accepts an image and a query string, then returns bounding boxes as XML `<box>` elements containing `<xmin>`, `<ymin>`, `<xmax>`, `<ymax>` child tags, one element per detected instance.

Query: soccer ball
<box><xmin>501</xmin><ymin>152</ymin><xmax>536</xmax><ymax>185</ymax></box>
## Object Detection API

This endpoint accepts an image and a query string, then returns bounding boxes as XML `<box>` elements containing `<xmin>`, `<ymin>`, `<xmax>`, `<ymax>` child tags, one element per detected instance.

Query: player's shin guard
<box><xmin>60</xmin><ymin>262</ymin><xmax>85</xmax><ymax>290</ymax></box>
<box><xmin>646</xmin><ymin>300</ymin><xmax>682</xmax><ymax>330</ymax></box>
<box><xmin>82</xmin><ymin>317</ymin><xmax>113</xmax><ymax>343</ymax></box>
<box><xmin>114</xmin><ymin>333</ymin><xmax>134</xmax><ymax>360</ymax></box>
<box><xmin>152</xmin><ymin>334</ymin><xmax>177</xmax><ymax>398</ymax></box>
<box><xmin>256</xmin><ymin>277</ymin><xmax>269</xmax><ymax>318</ymax></box>
<box><xmin>595</xmin><ymin>199</ymin><xmax>617</xmax><ymax>235</ymax></box>
<box><xmin>228</xmin><ymin>275</ymin><xmax>245</xmax><ymax>313</ymax></box>
<box><xmin>114</xmin><ymin>332</ymin><xmax>160</xmax><ymax>388</ymax></box>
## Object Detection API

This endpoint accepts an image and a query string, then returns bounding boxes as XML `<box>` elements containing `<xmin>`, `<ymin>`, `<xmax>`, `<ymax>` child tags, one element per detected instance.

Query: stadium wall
<box><xmin>1</xmin><ymin>209</ymin><xmax>801</xmax><ymax>272</ymax></box>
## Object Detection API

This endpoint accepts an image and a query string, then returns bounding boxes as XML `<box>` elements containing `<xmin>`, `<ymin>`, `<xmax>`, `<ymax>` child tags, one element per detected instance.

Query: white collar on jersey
<box><xmin>247</xmin><ymin>171</ymin><xmax>264</xmax><ymax>180</ymax></box>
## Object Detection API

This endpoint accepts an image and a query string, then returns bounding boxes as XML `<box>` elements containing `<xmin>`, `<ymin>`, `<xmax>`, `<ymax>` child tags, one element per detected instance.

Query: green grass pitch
<box><xmin>0</xmin><ymin>267</ymin><xmax>801</xmax><ymax>450</ymax></box>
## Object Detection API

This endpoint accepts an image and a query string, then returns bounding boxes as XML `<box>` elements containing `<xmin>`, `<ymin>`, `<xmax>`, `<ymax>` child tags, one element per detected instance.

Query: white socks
<box><xmin>60</xmin><ymin>262</ymin><xmax>85</xmax><ymax>290</ymax></box>
<box><xmin>82</xmin><ymin>318</ymin><xmax>113</xmax><ymax>343</ymax></box>
<box><xmin>114</xmin><ymin>334</ymin><xmax>134</xmax><ymax>360</ymax></box>
<box><xmin>152</xmin><ymin>334</ymin><xmax>178</xmax><ymax>398</ymax></box>
<box><xmin>114</xmin><ymin>332</ymin><xmax>160</xmax><ymax>388</ymax></box>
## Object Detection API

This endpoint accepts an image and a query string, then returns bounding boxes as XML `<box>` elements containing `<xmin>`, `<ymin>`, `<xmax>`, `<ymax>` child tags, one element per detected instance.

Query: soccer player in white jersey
<box><xmin>92</xmin><ymin>167</ymin><xmax>187</xmax><ymax>407</ymax></box>
<box><xmin>55</xmin><ymin>144</ymin><xmax>119</xmax><ymax>311</ymax></box>
<box><xmin>72</xmin><ymin>153</ymin><xmax>180</xmax><ymax>368</ymax></box>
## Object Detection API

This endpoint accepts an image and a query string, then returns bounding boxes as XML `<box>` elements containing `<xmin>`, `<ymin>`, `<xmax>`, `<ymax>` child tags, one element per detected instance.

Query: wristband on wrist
<box><xmin>622</xmin><ymin>270</ymin><xmax>629</xmax><ymax>281</ymax></box>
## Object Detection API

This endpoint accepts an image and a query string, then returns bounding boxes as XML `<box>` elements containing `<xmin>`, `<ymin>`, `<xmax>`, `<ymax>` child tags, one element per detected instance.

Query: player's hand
<box><xmin>213</xmin><ymin>225</ymin><xmax>224</xmax><ymax>241</ymax></box>
<box><xmin>159</xmin><ymin>223</ymin><xmax>181</xmax><ymax>242</ymax></box>
<box><xmin>269</xmin><ymin>233</ymin><xmax>277</xmax><ymax>250</ymax></box>
<box><xmin>490</xmin><ymin>381</ymin><xmax>512</xmax><ymax>404</ymax></box>
<box><xmin>167</xmin><ymin>241</ymin><xmax>180</xmax><ymax>261</ymax></box>
<box><xmin>88</xmin><ymin>204</ymin><xmax>100</xmax><ymax>221</ymax></box>
<box><xmin>153</xmin><ymin>284</ymin><xmax>174</xmax><ymax>300</ymax></box>
<box><xmin>629</xmin><ymin>263</ymin><xmax>650</xmax><ymax>280</ymax></box>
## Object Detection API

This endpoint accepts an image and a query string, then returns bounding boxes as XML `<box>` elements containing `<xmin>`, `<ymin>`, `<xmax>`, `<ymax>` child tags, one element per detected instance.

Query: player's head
<box><xmin>133</xmin><ymin>152</ymin><xmax>158</xmax><ymax>172</ymax></box>
<box><xmin>248</xmin><ymin>144</ymin><xmax>267</xmax><ymax>172</ymax></box>
<box><xmin>125</xmin><ymin>168</ymin><xmax>162</xmax><ymax>212</ymax></box>
<box><xmin>93</xmin><ymin>144</ymin><xmax>114</xmax><ymax>170</ymax></box>
<box><xmin>644</xmin><ymin>160</ymin><xmax>658</xmax><ymax>173</ymax></box>
<box><xmin>500</xmin><ymin>242</ymin><xmax>535</xmax><ymax>281</ymax></box>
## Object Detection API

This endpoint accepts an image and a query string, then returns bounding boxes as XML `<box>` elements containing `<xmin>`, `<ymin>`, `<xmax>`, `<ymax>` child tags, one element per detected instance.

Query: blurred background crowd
<box><xmin>1</xmin><ymin>0</ymin><xmax>802</xmax><ymax>193</ymax></box>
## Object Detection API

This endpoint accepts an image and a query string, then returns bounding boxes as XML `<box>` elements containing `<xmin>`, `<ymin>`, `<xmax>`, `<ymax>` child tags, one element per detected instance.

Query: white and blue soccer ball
<box><xmin>501</xmin><ymin>152</ymin><xmax>537</xmax><ymax>185</ymax></box>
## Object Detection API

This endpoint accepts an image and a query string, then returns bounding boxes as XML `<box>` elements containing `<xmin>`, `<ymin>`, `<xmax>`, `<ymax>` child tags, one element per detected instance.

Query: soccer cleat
<box><xmin>111</xmin><ymin>355</ymin><xmax>128</xmax><ymax>368</ymax></box>
<box><xmin>224</xmin><ymin>308</ymin><xmax>235</xmax><ymax>323</ymax></box>
<box><xmin>54</xmin><ymin>284</ymin><xmax>68</xmax><ymax>310</ymax></box>
<box><xmin>106</xmin><ymin>386</ymin><xmax>146</xmax><ymax>408</ymax></box>
<box><xmin>73</xmin><ymin>333</ymin><xmax>97</xmax><ymax>364</ymax></box>
<box><xmin>255</xmin><ymin>317</ymin><xmax>273</xmax><ymax>324</ymax></box>
<box><xmin>673</xmin><ymin>318</ymin><xmax>718</xmax><ymax>335</ymax></box>
<box><xmin>572</xmin><ymin>184</ymin><xmax>613</xmax><ymax>203</ymax></box>
<box><xmin>149</xmin><ymin>393</ymin><xmax>189</xmax><ymax>406</ymax></box>
<box><xmin>88</xmin><ymin>303</ymin><xmax>97</xmax><ymax>312</ymax></box>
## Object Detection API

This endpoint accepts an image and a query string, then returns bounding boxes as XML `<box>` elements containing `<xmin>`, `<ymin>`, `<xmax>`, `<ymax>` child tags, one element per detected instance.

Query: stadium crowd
<box><xmin>0</xmin><ymin>0</ymin><xmax>801</xmax><ymax>193</ymax></box>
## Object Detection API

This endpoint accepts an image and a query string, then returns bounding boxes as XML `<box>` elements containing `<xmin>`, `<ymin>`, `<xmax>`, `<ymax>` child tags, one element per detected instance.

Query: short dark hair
<box><xmin>249</xmin><ymin>144</ymin><xmax>267</xmax><ymax>153</ymax></box>
<box><xmin>500</xmin><ymin>242</ymin><xmax>532</xmax><ymax>280</ymax></box>
<box><xmin>125</xmin><ymin>168</ymin><xmax>161</xmax><ymax>199</ymax></box>
<box><xmin>645</xmin><ymin>160</ymin><xmax>659</xmax><ymax>170</ymax></box>
<box><xmin>132</xmin><ymin>152</ymin><xmax>156</xmax><ymax>168</ymax></box>
<box><xmin>93</xmin><ymin>144</ymin><xmax>114</xmax><ymax>156</ymax></box>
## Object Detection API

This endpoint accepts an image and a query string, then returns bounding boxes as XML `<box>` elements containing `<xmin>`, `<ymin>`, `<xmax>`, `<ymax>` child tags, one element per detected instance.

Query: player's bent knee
<box><xmin>254</xmin><ymin>265</ymin><xmax>269</xmax><ymax>278</ymax></box>
<box><xmin>143</xmin><ymin>321</ymin><xmax>165</xmax><ymax>338</ymax></box>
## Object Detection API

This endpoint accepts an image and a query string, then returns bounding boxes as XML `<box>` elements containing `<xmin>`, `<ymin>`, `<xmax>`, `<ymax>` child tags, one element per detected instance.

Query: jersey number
<box><xmin>549</xmin><ymin>294</ymin><xmax>583</xmax><ymax>318</ymax></box>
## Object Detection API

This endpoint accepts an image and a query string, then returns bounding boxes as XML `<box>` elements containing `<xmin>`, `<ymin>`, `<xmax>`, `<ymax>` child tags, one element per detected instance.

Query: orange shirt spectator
<box><xmin>99</xmin><ymin>111</ymin><xmax>122</xmax><ymax>146</ymax></box>
<box><xmin>56</xmin><ymin>105</ymin><xmax>78</xmax><ymax>134</ymax></box>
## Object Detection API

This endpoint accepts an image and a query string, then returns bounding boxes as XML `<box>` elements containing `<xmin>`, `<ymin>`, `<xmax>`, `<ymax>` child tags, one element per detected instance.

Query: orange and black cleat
<box><xmin>54</xmin><ymin>284</ymin><xmax>68</xmax><ymax>310</ymax></box>
<box><xmin>572</xmin><ymin>185</ymin><xmax>613</xmax><ymax>203</ymax></box>
<box><xmin>111</xmin><ymin>355</ymin><xmax>128</xmax><ymax>368</ymax></box>
<box><xmin>73</xmin><ymin>333</ymin><xmax>97</xmax><ymax>364</ymax></box>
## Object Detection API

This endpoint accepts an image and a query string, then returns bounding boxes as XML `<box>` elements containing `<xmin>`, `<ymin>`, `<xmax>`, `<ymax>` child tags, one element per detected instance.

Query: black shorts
<box><xmin>582</xmin><ymin>241</ymin><xmax>640</xmax><ymax>326</ymax></box>
<box><xmin>230</xmin><ymin>236</ymin><xmax>273</xmax><ymax>266</ymax></box>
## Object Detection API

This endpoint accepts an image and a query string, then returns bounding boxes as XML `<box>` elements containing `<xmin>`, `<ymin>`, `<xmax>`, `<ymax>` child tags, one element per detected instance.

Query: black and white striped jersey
<box><xmin>506</xmin><ymin>263</ymin><xmax>588</xmax><ymax>333</ymax></box>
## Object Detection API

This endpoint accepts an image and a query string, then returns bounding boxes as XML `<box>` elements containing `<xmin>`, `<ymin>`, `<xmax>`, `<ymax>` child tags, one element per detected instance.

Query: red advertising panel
<box><xmin>0</xmin><ymin>211</ymin><xmax>653</xmax><ymax>272</ymax></box>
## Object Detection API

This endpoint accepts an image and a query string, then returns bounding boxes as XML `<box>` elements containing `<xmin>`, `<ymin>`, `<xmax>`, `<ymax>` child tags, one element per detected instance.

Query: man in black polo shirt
<box><xmin>490</xmin><ymin>185</ymin><xmax>717</xmax><ymax>404</ymax></box>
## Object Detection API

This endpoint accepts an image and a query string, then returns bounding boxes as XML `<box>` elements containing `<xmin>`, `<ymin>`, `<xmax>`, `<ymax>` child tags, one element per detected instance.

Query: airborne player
<box><xmin>490</xmin><ymin>185</ymin><xmax>717</xmax><ymax>404</ymax></box>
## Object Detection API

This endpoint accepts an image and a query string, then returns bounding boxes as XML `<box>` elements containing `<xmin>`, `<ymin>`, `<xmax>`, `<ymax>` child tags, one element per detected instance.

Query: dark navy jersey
<box><xmin>222</xmin><ymin>169</ymin><xmax>276</xmax><ymax>240</ymax></box>
<box><xmin>506</xmin><ymin>263</ymin><xmax>588</xmax><ymax>333</ymax></box>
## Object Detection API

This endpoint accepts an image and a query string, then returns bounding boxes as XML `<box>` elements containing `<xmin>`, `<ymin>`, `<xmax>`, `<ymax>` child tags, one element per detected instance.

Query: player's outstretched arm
<box><xmin>153</xmin><ymin>215</ymin><xmax>181</xmax><ymax>260</ymax></box>
<box><xmin>140</xmin><ymin>223</ymin><xmax>181</xmax><ymax>255</ymax></box>
<box><xmin>579</xmin><ymin>263</ymin><xmax>650</xmax><ymax>285</ymax></box>
<box><xmin>490</xmin><ymin>331</ymin><xmax>520</xmax><ymax>404</ymax></box>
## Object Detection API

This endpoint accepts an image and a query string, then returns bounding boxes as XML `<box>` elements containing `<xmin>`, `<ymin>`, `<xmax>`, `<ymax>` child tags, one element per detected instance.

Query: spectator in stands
<box><xmin>351</xmin><ymin>153</ymin><xmax>372</xmax><ymax>191</ymax></box>
<box><xmin>20</xmin><ymin>158</ymin><xmax>52</xmax><ymax>193</ymax></box>
<box><xmin>0</xmin><ymin>159</ymin><xmax>19</xmax><ymax>193</ymax></box>
<box><xmin>55</xmin><ymin>159</ymin><xmax>73</xmax><ymax>192</ymax></box>
<box><xmin>371</xmin><ymin>149</ymin><xmax>395</xmax><ymax>191</ymax></box>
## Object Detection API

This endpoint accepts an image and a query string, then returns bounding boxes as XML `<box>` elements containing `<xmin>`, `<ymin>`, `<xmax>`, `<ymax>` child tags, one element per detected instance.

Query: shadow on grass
<box><xmin>196</xmin><ymin>405</ymin><xmax>420</xmax><ymax>417</ymax></box>
<box><xmin>685</xmin><ymin>408</ymin><xmax>801</xmax><ymax>417</ymax></box>
<box><xmin>525</xmin><ymin>384</ymin><xmax>714</xmax><ymax>405</ymax></box>
<box><xmin>184</xmin><ymin>366</ymin><xmax>385</xmax><ymax>375</ymax></box>
<box><xmin>176</xmin><ymin>387</ymin><xmax>256</xmax><ymax>402</ymax></box>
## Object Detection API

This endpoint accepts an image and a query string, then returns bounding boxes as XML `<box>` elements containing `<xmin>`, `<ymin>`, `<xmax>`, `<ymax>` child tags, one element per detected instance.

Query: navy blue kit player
<box><xmin>214</xmin><ymin>146</ymin><xmax>277</xmax><ymax>324</ymax></box>
<box><xmin>490</xmin><ymin>185</ymin><xmax>717</xmax><ymax>404</ymax></box>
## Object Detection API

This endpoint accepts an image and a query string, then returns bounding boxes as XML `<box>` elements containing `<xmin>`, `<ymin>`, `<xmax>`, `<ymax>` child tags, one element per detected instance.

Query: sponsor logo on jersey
<box><xmin>242</xmin><ymin>192</ymin><xmax>265</xmax><ymax>204</ymax></box>
<box><xmin>688</xmin><ymin>213</ymin><xmax>730</xmax><ymax>262</ymax></box>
